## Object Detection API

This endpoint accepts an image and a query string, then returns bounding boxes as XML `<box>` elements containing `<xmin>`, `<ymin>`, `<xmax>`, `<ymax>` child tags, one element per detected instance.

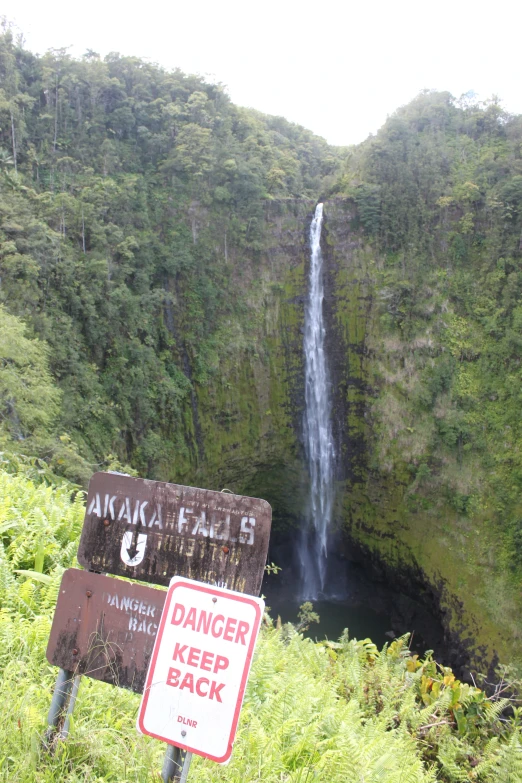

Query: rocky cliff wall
<box><xmin>173</xmin><ymin>197</ymin><xmax>520</xmax><ymax>676</ymax></box>
<box><xmin>322</xmin><ymin>199</ymin><xmax>520</xmax><ymax>677</ymax></box>
<box><xmin>169</xmin><ymin>200</ymin><xmax>314</xmax><ymax>532</ymax></box>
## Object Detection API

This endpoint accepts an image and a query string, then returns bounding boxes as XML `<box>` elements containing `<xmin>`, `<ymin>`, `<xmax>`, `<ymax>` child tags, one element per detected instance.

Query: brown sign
<box><xmin>46</xmin><ymin>569</ymin><xmax>166</xmax><ymax>693</ymax></box>
<box><xmin>78</xmin><ymin>473</ymin><xmax>271</xmax><ymax>596</ymax></box>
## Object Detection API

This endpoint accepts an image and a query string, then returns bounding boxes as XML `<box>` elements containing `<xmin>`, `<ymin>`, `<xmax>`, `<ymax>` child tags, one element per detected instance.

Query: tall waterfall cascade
<box><xmin>299</xmin><ymin>203</ymin><xmax>335</xmax><ymax>600</ymax></box>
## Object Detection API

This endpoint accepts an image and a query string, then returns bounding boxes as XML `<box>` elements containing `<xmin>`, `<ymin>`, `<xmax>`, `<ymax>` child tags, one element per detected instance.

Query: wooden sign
<box><xmin>137</xmin><ymin>577</ymin><xmax>264</xmax><ymax>764</ymax></box>
<box><xmin>46</xmin><ymin>569</ymin><xmax>166</xmax><ymax>693</ymax></box>
<box><xmin>78</xmin><ymin>473</ymin><xmax>272</xmax><ymax>595</ymax></box>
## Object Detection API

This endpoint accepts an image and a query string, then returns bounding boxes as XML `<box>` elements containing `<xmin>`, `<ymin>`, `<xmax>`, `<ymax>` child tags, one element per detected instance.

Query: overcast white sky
<box><xmin>3</xmin><ymin>0</ymin><xmax>521</xmax><ymax>146</ymax></box>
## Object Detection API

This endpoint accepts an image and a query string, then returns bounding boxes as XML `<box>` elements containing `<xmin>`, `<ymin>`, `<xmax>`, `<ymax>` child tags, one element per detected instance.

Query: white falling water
<box><xmin>299</xmin><ymin>203</ymin><xmax>335</xmax><ymax>599</ymax></box>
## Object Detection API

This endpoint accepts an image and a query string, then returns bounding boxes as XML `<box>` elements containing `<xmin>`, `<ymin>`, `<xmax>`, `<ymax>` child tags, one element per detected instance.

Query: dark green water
<box><xmin>265</xmin><ymin>594</ymin><xmax>393</xmax><ymax>647</ymax></box>
<box><xmin>262</xmin><ymin>565</ymin><xmax>433</xmax><ymax>655</ymax></box>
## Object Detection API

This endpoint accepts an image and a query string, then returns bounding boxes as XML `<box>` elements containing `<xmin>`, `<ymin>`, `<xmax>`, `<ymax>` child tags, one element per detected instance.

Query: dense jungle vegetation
<box><xmin>0</xmin><ymin>25</ymin><xmax>338</xmax><ymax>484</ymax></box>
<box><xmin>3</xmin><ymin>27</ymin><xmax>522</xmax><ymax>559</ymax></box>
<box><xmin>329</xmin><ymin>90</ymin><xmax>522</xmax><ymax>670</ymax></box>
<box><xmin>3</xmin><ymin>22</ymin><xmax>522</xmax><ymax>779</ymax></box>
<box><xmin>340</xmin><ymin>90</ymin><xmax>522</xmax><ymax>565</ymax></box>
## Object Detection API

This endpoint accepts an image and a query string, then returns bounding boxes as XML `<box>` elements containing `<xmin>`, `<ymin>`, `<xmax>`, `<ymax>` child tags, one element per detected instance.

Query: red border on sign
<box><xmin>137</xmin><ymin>578</ymin><xmax>262</xmax><ymax>764</ymax></box>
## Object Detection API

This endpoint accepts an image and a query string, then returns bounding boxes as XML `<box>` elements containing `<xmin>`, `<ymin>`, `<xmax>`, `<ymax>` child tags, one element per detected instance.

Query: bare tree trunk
<box><xmin>53</xmin><ymin>76</ymin><xmax>59</xmax><ymax>152</ymax></box>
<box><xmin>82</xmin><ymin>207</ymin><xmax>86</xmax><ymax>254</ymax></box>
<box><xmin>10</xmin><ymin>110</ymin><xmax>17</xmax><ymax>173</ymax></box>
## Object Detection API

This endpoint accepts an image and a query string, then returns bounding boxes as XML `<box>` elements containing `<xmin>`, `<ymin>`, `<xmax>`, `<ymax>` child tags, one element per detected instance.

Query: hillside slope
<box><xmin>2</xmin><ymin>29</ymin><xmax>522</xmax><ymax>671</ymax></box>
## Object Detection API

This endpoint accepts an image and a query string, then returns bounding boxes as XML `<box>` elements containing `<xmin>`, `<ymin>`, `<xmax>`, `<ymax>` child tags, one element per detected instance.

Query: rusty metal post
<box><xmin>58</xmin><ymin>674</ymin><xmax>82</xmax><ymax>739</ymax></box>
<box><xmin>162</xmin><ymin>745</ymin><xmax>185</xmax><ymax>782</ymax></box>
<box><xmin>179</xmin><ymin>752</ymin><xmax>192</xmax><ymax>783</ymax></box>
<box><xmin>44</xmin><ymin>668</ymin><xmax>74</xmax><ymax>743</ymax></box>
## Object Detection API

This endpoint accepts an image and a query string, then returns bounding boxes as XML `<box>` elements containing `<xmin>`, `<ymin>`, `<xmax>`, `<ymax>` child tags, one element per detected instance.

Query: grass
<box><xmin>1</xmin><ymin>467</ymin><xmax>522</xmax><ymax>782</ymax></box>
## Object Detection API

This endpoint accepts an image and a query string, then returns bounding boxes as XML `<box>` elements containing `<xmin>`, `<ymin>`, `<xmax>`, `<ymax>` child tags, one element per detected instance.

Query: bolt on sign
<box><xmin>137</xmin><ymin>577</ymin><xmax>264</xmax><ymax>764</ymax></box>
<box><xmin>46</xmin><ymin>569</ymin><xmax>167</xmax><ymax>693</ymax></box>
<box><xmin>78</xmin><ymin>473</ymin><xmax>272</xmax><ymax>595</ymax></box>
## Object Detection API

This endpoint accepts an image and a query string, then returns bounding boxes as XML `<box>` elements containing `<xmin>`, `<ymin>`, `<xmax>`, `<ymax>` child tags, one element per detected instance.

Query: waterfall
<box><xmin>299</xmin><ymin>203</ymin><xmax>335</xmax><ymax>600</ymax></box>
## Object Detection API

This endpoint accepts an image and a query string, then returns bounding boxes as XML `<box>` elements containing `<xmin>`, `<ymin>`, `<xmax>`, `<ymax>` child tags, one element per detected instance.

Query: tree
<box><xmin>0</xmin><ymin>306</ymin><xmax>61</xmax><ymax>439</ymax></box>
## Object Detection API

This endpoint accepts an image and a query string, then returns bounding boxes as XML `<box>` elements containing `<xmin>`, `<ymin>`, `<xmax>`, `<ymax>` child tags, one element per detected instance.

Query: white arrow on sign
<box><xmin>120</xmin><ymin>531</ymin><xmax>147</xmax><ymax>567</ymax></box>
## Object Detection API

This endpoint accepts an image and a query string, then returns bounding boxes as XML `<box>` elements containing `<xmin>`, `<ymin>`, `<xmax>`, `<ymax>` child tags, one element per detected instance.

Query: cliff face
<box><xmin>174</xmin><ymin>200</ymin><xmax>313</xmax><ymax>533</ymax></box>
<box><xmin>322</xmin><ymin>200</ymin><xmax>520</xmax><ymax>675</ymax></box>
<box><xmin>2</xmin><ymin>36</ymin><xmax>520</xmax><ymax>675</ymax></box>
<box><xmin>179</xmin><ymin>197</ymin><xmax>520</xmax><ymax>675</ymax></box>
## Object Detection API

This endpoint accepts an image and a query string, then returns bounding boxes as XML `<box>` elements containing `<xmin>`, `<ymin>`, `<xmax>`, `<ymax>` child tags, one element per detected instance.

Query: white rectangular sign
<box><xmin>137</xmin><ymin>576</ymin><xmax>264</xmax><ymax>763</ymax></box>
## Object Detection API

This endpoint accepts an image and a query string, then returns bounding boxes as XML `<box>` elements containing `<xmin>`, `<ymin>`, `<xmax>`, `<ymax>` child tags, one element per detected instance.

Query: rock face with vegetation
<box><xmin>2</xmin><ymin>27</ymin><xmax>522</xmax><ymax>674</ymax></box>
<box><xmin>326</xmin><ymin>96</ymin><xmax>522</xmax><ymax>675</ymax></box>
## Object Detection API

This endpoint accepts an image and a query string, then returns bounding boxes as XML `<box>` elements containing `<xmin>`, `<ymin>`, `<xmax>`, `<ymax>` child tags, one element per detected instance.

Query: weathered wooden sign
<box><xmin>46</xmin><ymin>569</ymin><xmax>166</xmax><ymax>693</ymax></box>
<box><xmin>137</xmin><ymin>577</ymin><xmax>264</xmax><ymax>764</ymax></box>
<box><xmin>78</xmin><ymin>473</ymin><xmax>272</xmax><ymax>595</ymax></box>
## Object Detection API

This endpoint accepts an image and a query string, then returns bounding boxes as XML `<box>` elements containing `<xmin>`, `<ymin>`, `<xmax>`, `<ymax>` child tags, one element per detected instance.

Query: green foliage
<box><xmin>0</xmin><ymin>469</ymin><xmax>84</xmax><ymax>589</ymax></box>
<box><xmin>1</xmin><ymin>472</ymin><xmax>521</xmax><ymax>781</ymax></box>
<box><xmin>334</xmin><ymin>92</ymin><xmax>522</xmax><ymax>620</ymax></box>
<box><xmin>0</xmin><ymin>307</ymin><xmax>92</xmax><ymax>485</ymax></box>
<box><xmin>2</xmin><ymin>23</ymin><xmax>522</xmax><ymax>686</ymax></box>
<box><xmin>295</xmin><ymin>600</ymin><xmax>320</xmax><ymax>632</ymax></box>
<box><xmin>0</xmin><ymin>305</ymin><xmax>60</xmax><ymax>438</ymax></box>
<box><xmin>0</xmin><ymin>29</ymin><xmax>339</xmax><ymax>483</ymax></box>
<box><xmin>354</xmin><ymin>182</ymin><xmax>381</xmax><ymax>234</ymax></box>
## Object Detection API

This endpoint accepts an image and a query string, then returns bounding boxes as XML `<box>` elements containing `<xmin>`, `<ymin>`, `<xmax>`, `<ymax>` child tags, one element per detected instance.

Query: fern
<box><xmin>490</xmin><ymin>730</ymin><xmax>522</xmax><ymax>782</ymax></box>
<box><xmin>0</xmin><ymin>467</ymin><xmax>521</xmax><ymax>782</ymax></box>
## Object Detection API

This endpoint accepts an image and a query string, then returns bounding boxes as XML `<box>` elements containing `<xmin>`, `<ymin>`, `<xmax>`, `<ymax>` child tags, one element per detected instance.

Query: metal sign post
<box><xmin>44</xmin><ymin>472</ymin><xmax>271</xmax><ymax>781</ymax></box>
<box><xmin>137</xmin><ymin>577</ymin><xmax>264</xmax><ymax>764</ymax></box>
<box><xmin>44</xmin><ymin>668</ymin><xmax>74</xmax><ymax>745</ymax></box>
<box><xmin>179</xmin><ymin>752</ymin><xmax>193</xmax><ymax>783</ymax></box>
<box><xmin>162</xmin><ymin>746</ymin><xmax>192</xmax><ymax>783</ymax></box>
<box><xmin>59</xmin><ymin>675</ymin><xmax>82</xmax><ymax>740</ymax></box>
